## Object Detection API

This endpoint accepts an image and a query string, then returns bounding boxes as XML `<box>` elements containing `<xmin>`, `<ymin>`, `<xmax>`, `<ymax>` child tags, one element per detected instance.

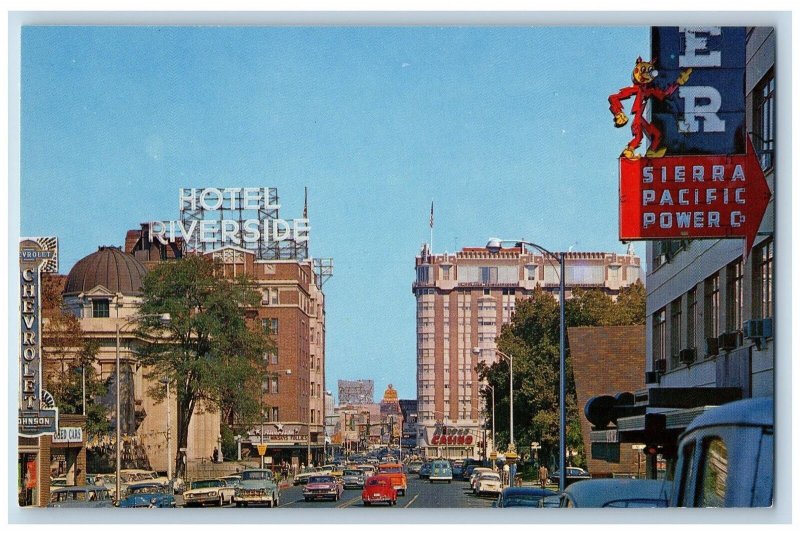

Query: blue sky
<box><xmin>20</xmin><ymin>25</ymin><xmax>648</xmax><ymax>401</ymax></box>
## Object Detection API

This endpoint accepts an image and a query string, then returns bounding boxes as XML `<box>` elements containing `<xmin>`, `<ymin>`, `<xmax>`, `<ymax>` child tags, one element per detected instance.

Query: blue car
<box><xmin>117</xmin><ymin>482</ymin><xmax>176</xmax><ymax>508</ymax></box>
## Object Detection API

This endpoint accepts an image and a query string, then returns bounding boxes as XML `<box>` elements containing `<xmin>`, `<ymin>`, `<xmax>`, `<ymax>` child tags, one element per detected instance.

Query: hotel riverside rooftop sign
<box><xmin>19</xmin><ymin>237</ymin><xmax>59</xmax><ymax>437</ymax></box>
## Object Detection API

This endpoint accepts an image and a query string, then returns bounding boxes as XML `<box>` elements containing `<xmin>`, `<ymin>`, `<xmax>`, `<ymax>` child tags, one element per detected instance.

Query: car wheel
<box><xmin>235</xmin><ymin>502</ymin><xmax>242</xmax><ymax>507</ymax></box>
<box><xmin>274</xmin><ymin>494</ymin><xmax>279</xmax><ymax>507</ymax></box>
<box><xmin>391</xmin><ymin>500</ymin><xmax>396</xmax><ymax>506</ymax></box>
<box><xmin>219</xmin><ymin>496</ymin><xmax>224</xmax><ymax>507</ymax></box>
<box><xmin>363</xmin><ymin>501</ymin><xmax>370</xmax><ymax>506</ymax></box>
<box><xmin>304</xmin><ymin>497</ymin><xmax>310</xmax><ymax>502</ymax></box>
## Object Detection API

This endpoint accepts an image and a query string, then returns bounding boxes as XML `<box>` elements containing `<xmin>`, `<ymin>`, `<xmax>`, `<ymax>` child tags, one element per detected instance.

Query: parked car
<box><xmin>361</xmin><ymin>475</ymin><xmax>398</xmax><ymax>506</ymax></box>
<box><xmin>117</xmin><ymin>483</ymin><xmax>175</xmax><ymax>508</ymax></box>
<box><xmin>234</xmin><ymin>469</ymin><xmax>279</xmax><ymax>508</ymax></box>
<box><xmin>303</xmin><ymin>475</ymin><xmax>343</xmax><ymax>502</ymax></box>
<box><xmin>342</xmin><ymin>469</ymin><xmax>366</xmax><ymax>489</ymax></box>
<box><xmin>494</xmin><ymin>487</ymin><xmax>558</xmax><ymax>508</ymax></box>
<box><xmin>670</xmin><ymin>396</ymin><xmax>773</xmax><ymax>508</ymax></box>
<box><xmin>407</xmin><ymin>460</ymin><xmax>424</xmax><ymax>474</ymax></box>
<box><xmin>182</xmin><ymin>478</ymin><xmax>235</xmax><ymax>507</ymax></box>
<box><xmin>559</xmin><ymin>479</ymin><xmax>670</xmax><ymax>508</ymax></box>
<box><xmin>47</xmin><ymin>486</ymin><xmax>114</xmax><ymax>508</ymax></box>
<box><xmin>377</xmin><ymin>463</ymin><xmax>408</xmax><ymax>496</ymax></box>
<box><xmin>470</xmin><ymin>467</ymin><xmax>495</xmax><ymax>490</ymax></box>
<box><xmin>474</xmin><ymin>472</ymin><xmax>502</xmax><ymax>496</ymax></box>
<box><xmin>357</xmin><ymin>464</ymin><xmax>376</xmax><ymax>478</ymax></box>
<box><xmin>429</xmin><ymin>459</ymin><xmax>453</xmax><ymax>483</ymax></box>
<box><xmin>549</xmin><ymin>466</ymin><xmax>592</xmax><ymax>487</ymax></box>
<box><xmin>463</xmin><ymin>464</ymin><xmax>481</xmax><ymax>481</ymax></box>
<box><xmin>418</xmin><ymin>462</ymin><xmax>432</xmax><ymax>479</ymax></box>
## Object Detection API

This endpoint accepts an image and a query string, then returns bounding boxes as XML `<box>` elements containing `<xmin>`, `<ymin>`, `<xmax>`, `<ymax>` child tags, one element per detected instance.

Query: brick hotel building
<box><xmin>412</xmin><ymin>243</ymin><xmax>643</xmax><ymax>459</ymax></box>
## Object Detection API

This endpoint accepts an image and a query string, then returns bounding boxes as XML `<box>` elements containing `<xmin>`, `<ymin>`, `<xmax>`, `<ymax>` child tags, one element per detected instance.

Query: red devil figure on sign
<box><xmin>609</xmin><ymin>57</ymin><xmax>692</xmax><ymax>159</ymax></box>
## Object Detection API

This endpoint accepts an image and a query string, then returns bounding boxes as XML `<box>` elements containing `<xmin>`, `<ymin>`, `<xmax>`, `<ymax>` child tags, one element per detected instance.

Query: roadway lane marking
<box><xmin>404</xmin><ymin>494</ymin><xmax>419</xmax><ymax>508</ymax></box>
<box><xmin>337</xmin><ymin>495</ymin><xmax>362</xmax><ymax>508</ymax></box>
<box><xmin>278</xmin><ymin>498</ymin><xmax>302</xmax><ymax>508</ymax></box>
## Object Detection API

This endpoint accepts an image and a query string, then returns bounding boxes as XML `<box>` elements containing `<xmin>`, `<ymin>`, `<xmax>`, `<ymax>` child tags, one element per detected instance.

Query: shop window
<box><xmin>704</xmin><ymin>274</ymin><xmax>720</xmax><ymax>342</ymax></box>
<box><xmin>670</xmin><ymin>298</ymin><xmax>682</xmax><ymax>369</ymax></box>
<box><xmin>652</xmin><ymin>308</ymin><xmax>666</xmax><ymax>366</ymax></box>
<box><xmin>92</xmin><ymin>299</ymin><xmax>110</xmax><ymax>318</ymax></box>
<box><xmin>754</xmin><ymin>72</ymin><xmax>775</xmax><ymax>171</ymax></box>
<box><xmin>687</xmin><ymin>287</ymin><xmax>698</xmax><ymax>350</ymax></box>
<box><xmin>726</xmin><ymin>260</ymin><xmax>743</xmax><ymax>332</ymax></box>
<box><xmin>753</xmin><ymin>239</ymin><xmax>773</xmax><ymax>320</ymax></box>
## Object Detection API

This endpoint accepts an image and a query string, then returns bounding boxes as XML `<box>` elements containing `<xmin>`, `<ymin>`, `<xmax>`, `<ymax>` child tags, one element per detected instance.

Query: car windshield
<box><xmin>242</xmin><ymin>471</ymin><xmax>272</xmax><ymax>481</ymax></box>
<box><xmin>379</xmin><ymin>466</ymin><xmax>401</xmax><ymax>474</ymax></box>
<box><xmin>481</xmin><ymin>474</ymin><xmax>501</xmax><ymax>481</ymax></box>
<box><xmin>309</xmin><ymin>476</ymin><xmax>334</xmax><ymax>484</ymax></box>
<box><xmin>503</xmin><ymin>495</ymin><xmax>545</xmax><ymax>507</ymax></box>
<box><xmin>367</xmin><ymin>479</ymin><xmax>388</xmax><ymax>486</ymax></box>
<box><xmin>131</xmin><ymin>485</ymin><xmax>163</xmax><ymax>494</ymax></box>
<box><xmin>344</xmin><ymin>470</ymin><xmax>362</xmax><ymax>476</ymax></box>
<box><xmin>191</xmin><ymin>480</ymin><xmax>222</xmax><ymax>489</ymax></box>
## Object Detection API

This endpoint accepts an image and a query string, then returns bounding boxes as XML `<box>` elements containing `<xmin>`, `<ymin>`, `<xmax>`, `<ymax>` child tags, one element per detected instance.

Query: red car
<box><xmin>361</xmin><ymin>475</ymin><xmax>397</xmax><ymax>506</ymax></box>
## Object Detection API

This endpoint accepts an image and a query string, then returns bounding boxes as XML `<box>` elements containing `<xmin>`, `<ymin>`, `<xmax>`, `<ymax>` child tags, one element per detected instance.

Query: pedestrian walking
<box><xmin>539</xmin><ymin>465</ymin><xmax>549</xmax><ymax>489</ymax></box>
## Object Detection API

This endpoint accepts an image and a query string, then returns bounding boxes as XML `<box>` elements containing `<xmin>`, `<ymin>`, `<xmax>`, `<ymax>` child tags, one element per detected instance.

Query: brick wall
<box><xmin>568</xmin><ymin>325</ymin><xmax>645</xmax><ymax>477</ymax></box>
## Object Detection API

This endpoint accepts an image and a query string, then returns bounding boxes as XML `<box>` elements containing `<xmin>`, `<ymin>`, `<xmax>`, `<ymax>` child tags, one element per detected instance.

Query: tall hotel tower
<box><xmin>412</xmin><ymin>242</ymin><xmax>643</xmax><ymax>459</ymax></box>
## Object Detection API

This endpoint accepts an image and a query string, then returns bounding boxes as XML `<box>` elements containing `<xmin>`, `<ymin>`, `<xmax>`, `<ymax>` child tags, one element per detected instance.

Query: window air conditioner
<box><xmin>679</xmin><ymin>348</ymin><xmax>696</xmax><ymax>365</ymax></box>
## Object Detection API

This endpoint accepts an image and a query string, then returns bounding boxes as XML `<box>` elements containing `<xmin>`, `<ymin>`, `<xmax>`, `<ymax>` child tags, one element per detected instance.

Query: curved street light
<box><xmin>115</xmin><ymin>312</ymin><xmax>170</xmax><ymax>501</ymax></box>
<box><xmin>486</xmin><ymin>237</ymin><xmax>567</xmax><ymax>493</ymax></box>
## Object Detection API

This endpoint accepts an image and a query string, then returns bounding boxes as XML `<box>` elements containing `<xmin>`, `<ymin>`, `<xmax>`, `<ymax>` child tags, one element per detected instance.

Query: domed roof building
<box><xmin>64</xmin><ymin>246</ymin><xmax>148</xmax><ymax>297</ymax></box>
<box><xmin>59</xmin><ymin>245</ymin><xmax>219</xmax><ymax>475</ymax></box>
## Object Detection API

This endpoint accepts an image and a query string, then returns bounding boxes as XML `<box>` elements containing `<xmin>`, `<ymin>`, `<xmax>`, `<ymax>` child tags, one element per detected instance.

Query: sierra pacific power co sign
<box><xmin>19</xmin><ymin>237</ymin><xmax>59</xmax><ymax>437</ymax></box>
<box><xmin>613</xmin><ymin>27</ymin><xmax>771</xmax><ymax>256</ymax></box>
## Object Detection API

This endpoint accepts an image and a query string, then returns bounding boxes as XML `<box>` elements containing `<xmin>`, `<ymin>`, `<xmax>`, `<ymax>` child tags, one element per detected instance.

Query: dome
<box><xmin>64</xmin><ymin>246</ymin><xmax>149</xmax><ymax>296</ymax></box>
<box><xmin>382</xmin><ymin>384</ymin><xmax>398</xmax><ymax>402</ymax></box>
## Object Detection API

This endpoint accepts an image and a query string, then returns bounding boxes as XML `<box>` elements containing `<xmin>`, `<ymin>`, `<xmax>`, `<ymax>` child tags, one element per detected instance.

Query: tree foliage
<box><xmin>43</xmin><ymin>292</ymin><xmax>109</xmax><ymax>437</ymax></box>
<box><xmin>477</xmin><ymin>282</ymin><xmax>645</xmax><ymax>470</ymax></box>
<box><xmin>136</xmin><ymin>255</ymin><xmax>275</xmax><ymax>476</ymax></box>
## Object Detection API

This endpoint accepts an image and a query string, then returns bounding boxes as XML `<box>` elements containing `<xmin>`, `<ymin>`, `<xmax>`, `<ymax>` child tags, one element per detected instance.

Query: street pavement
<box><xmin>277</xmin><ymin>476</ymin><xmax>496</xmax><ymax>509</ymax></box>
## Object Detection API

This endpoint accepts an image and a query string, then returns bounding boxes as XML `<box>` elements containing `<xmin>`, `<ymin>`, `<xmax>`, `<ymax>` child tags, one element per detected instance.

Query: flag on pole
<box><xmin>430</xmin><ymin>201</ymin><xmax>434</xmax><ymax>228</ymax></box>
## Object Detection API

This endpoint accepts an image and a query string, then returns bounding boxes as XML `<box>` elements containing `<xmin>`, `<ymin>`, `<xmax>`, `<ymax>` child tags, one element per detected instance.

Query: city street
<box><xmin>277</xmin><ymin>477</ymin><xmax>496</xmax><ymax>509</ymax></box>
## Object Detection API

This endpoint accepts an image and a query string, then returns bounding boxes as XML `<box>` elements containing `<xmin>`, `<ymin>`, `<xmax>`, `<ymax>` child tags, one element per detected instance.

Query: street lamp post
<box><xmin>486</xmin><ymin>237</ymin><xmax>567</xmax><ymax>493</ymax></box>
<box><xmin>473</xmin><ymin>347</ymin><xmax>514</xmax><ymax>450</ymax></box>
<box><xmin>485</xmin><ymin>384</ymin><xmax>495</xmax><ymax>465</ymax></box>
<box><xmin>115</xmin><ymin>313</ymin><xmax>170</xmax><ymax>502</ymax></box>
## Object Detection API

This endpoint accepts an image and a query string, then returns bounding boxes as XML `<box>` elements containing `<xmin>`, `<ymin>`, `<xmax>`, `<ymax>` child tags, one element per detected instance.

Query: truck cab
<box><xmin>670</xmin><ymin>397</ymin><xmax>773</xmax><ymax>508</ymax></box>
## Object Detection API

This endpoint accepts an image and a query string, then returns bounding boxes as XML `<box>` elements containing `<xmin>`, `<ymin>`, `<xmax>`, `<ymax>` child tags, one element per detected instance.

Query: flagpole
<box><xmin>430</xmin><ymin>200</ymin><xmax>434</xmax><ymax>253</ymax></box>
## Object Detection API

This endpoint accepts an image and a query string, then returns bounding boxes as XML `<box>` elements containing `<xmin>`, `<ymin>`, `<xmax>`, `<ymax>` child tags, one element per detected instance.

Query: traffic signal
<box><xmin>644</xmin><ymin>412</ymin><xmax>666</xmax><ymax>455</ymax></box>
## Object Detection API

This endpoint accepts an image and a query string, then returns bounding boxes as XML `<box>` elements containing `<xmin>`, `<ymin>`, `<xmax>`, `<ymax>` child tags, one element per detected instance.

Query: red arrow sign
<box><xmin>619</xmin><ymin>137</ymin><xmax>771</xmax><ymax>257</ymax></box>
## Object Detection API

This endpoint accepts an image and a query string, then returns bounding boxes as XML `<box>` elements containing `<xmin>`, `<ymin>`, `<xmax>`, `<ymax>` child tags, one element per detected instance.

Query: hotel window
<box><xmin>687</xmin><ymin>287</ymin><xmax>698</xmax><ymax>350</ymax></box>
<box><xmin>480</xmin><ymin>267</ymin><xmax>498</xmax><ymax>284</ymax></box>
<box><xmin>726</xmin><ymin>260</ymin><xmax>744</xmax><ymax>332</ymax></box>
<box><xmin>526</xmin><ymin>265</ymin><xmax>536</xmax><ymax>281</ymax></box>
<box><xmin>754</xmin><ymin>71</ymin><xmax>775</xmax><ymax>170</ymax></box>
<box><xmin>92</xmin><ymin>299</ymin><xmax>110</xmax><ymax>318</ymax></box>
<box><xmin>441</xmin><ymin>265</ymin><xmax>451</xmax><ymax>280</ymax></box>
<box><xmin>270</xmin><ymin>377</ymin><xmax>279</xmax><ymax>394</ymax></box>
<box><xmin>417</xmin><ymin>266</ymin><xmax>430</xmax><ymax>283</ymax></box>
<box><xmin>271</xmin><ymin>289</ymin><xmax>279</xmax><ymax>305</ymax></box>
<box><xmin>271</xmin><ymin>407</ymin><xmax>279</xmax><ymax>422</ymax></box>
<box><xmin>264</xmin><ymin>350</ymin><xmax>278</xmax><ymax>365</ymax></box>
<box><xmin>704</xmin><ymin>274</ymin><xmax>720</xmax><ymax>341</ymax></box>
<box><xmin>753</xmin><ymin>239</ymin><xmax>773</xmax><ymax>319</ymax></box>
<box><xmin>670</xmin><ymin>298</ymin><xmax>682</xmax><ymax>369</ymax></box>
<box><xmin>262</xmin><ymin>318</ymin><xmax>279</xmax><ymax>335</ymax></box>
<box><xmin>653</xmin><ymin>308</ymin><xmax>666</xmax><ymax>366</ymax></box>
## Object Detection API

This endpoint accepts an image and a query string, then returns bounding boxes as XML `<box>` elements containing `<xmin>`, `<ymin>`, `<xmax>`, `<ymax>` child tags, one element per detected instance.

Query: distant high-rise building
<box><xmin>412</xmin><ymin>242</ymin><xmax>643</xmax><ymax>458</ymax></box>
<box><xmin>338</xmin><ymin>379</ymin><xmax>375</xmax><ymax>405</ymax></box>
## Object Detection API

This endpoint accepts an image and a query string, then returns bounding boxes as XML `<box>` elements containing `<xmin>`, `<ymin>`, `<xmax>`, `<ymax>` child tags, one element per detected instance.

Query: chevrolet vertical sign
<box><xmin>651</xmin><ymin>26</ymin><xmax>747</xmax><ymax>155</ymax></box>
<box><xmin>19</xmin><ymin>237</ymin><xmax>59</xmax><ymax>437</ymax></box>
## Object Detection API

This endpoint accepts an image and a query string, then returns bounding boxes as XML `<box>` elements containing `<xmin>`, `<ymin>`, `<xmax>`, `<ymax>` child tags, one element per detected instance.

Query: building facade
<box><xmin>412</xmin><ymin>243</ymin><xmax>643</xmax><ymax>459</ymax></box>
<box><xmin>588</xmin><ymin>28</ymin><xmax>776</xmax><ymax>481</ymax></box>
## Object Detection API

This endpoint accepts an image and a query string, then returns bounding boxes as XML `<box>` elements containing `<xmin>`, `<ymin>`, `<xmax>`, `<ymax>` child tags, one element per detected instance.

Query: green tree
<box><xmin>477</xmin><ymin>283</ymin><xmax>645</xmax><ymax>470</ymax></box>
<box><xmin>43</xmin><ymin>293</ymin><xmax>109</xmax><ymax>437</ymax></box>
<box><xmin>136</xmin><ymin>255</ymin><xmax>274</xmax><ymax>476</ymax></box>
